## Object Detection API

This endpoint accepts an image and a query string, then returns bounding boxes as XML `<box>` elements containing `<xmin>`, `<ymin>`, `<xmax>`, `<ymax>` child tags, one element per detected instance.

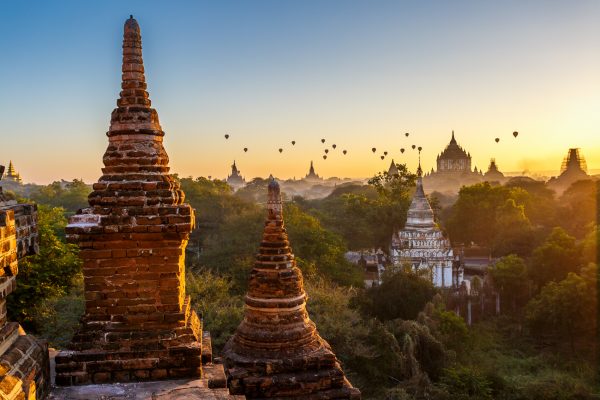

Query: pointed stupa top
<box><xmin>438</xmin><ymin>130</ymin><xmax>470</xmax><ymax>161</ymax></box>
<box><xmin>388</xmin><ymin>159</ymin><xmax>399</xmax><ymax>176</ymax></box>
<box><xmin>109</xmin><ymin>15</ymin><xmax>162</xmax><ymax>135</ymax></box>
<box><xmin>404</xmin><ymin>162</ymin><xmax>435</xmax><ymax>231</ymax></box>
<box><xmin>227</xmin><ymin>178</ymin><xmax>323</xmax><ymax>357</ymax></box>
<box><xmin>84</xmin><ymin>16</ymin><xmax>184</xmax><ymax>209</ymax></box>
<box><xmin>6</xmin><ymin>161</ymin><xmax>16</xmax><ymax>176</ymax></box>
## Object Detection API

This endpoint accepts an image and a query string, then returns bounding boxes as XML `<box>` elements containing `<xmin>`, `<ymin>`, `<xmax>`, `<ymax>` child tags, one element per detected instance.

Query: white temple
<box><xmin>390</xmin><ymin>161</ymin><xmax>461</xmax><ymax>288</ymax></box>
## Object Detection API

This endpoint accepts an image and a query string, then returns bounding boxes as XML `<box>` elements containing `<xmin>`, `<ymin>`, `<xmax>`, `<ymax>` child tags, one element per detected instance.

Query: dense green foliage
<box><xmin>8</xmin><ymin>205</ymin><xmax>82</xmax><ymax>329</ymax></box>
<box><xmin>6</xmin><ymin>170</ymin><xmax>597</xmax><ymax>399</ymax></box>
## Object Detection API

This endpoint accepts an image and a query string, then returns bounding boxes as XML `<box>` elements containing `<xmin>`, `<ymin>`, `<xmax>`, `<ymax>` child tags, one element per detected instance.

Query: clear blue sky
<box><xmin>1</xmin><ymin>0</ymin><xmax>599</xmax><ymax>183</ymax></box>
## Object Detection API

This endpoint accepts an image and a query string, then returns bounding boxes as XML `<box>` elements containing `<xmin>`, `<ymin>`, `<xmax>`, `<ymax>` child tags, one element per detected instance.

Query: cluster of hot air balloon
<box><xmin>495</xmin><ymin>131</ymin><xmax>519</xmax><ymax>143</ymax></box>
<box><xmin>222</xmin><ymin>129</ymin><xmax>520</xmax><ymax>167</ymax></box>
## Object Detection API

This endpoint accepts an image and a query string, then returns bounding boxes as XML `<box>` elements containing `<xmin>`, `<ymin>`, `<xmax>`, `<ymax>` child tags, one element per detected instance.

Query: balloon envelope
<box><xmin>343</xmin><ymin>150</ymin><xmax>347</xmax><ymax>155</ymax></box>
<box><xmin>418</xmin><ymin>146</ymin><xmax>422</xmax><ymax>151</ymax></box>
<box><xmin>279</xmin><ymin>148</ymin><xmax>283</xmax><ymax>153</ymax></box>
<box><xmin>380</xmin><ymin>155</ymin><xmax>385</xmax><ymax>160</ymax></box>
<box><xmin>321</xmin><ymin>139</ymin><xmax>325</xmax><ymax>143</ymax></box>
<box><xmin>384</xmin><ymin>151</ymin><xmax>388</xmax><ymax>156</ymax></box>
<box><xmin>400</xmin><ymin>148</ymin><xmax>405</xmax><ymax>153</ymax></box>
<box><xmin>225</xmin><ymin>134</ymin><xmax>229</xmax><ymax>139</ymax></box>
<box><xmin>412</xmin><ymin>145</ymin><xmax>416</xmax><ymax>149</ymax></box>
<box><xmin>332</xmin><ymin>144</ymin><xmax>337</xmax><ymax>149</ymax></box>
<box><xmin>405</xmin><ymin>132</ymin><xmax>409</xmax><ymax>137</ymax></box>
<box><xmin>513</xmin><ymin>131</ymin><xmax>518</xmax><ymax>138</ymax></box>
<box><xmin>372</xmin><ymin>148</ymin><xmax>376</xmax><ymax>153</ymax></box>
<box><xmin>323</xmin><ymin>155</ymin><xmax>327</xmax><ymax>159</ymax></box>
<box><xmin>325</xmin><ymin>149</ymin><xmax>329</xmax><ymax>154</ymax></box>
<box><xmin>495</xmin><ymin>138</ymin><xmax>500</xmax><ymax>143</ymax></box>
<box><xmin>291</xmin><ymin>141</ymin><xmax>296</xmax><ymax>145</ymax></box>
<box><xmin>243</xmin><ymin>148</ymin><xmax>248</xmax><ymax>152</ymax></box>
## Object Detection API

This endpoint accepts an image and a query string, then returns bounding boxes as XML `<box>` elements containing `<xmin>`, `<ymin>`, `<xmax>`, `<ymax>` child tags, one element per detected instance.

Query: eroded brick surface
<box><xmin>0</xmin><ymin>194</ymin><xmax>49</xmax><ymax>400</ymax></box>
<box><xmin>54</xmin><ymin>16</ymin><xmax>205</xmax><ymax>386</ymax></box>
<box><xmin>222</xmin><ymin>180</ymin><xmax>360</xmax><ymax>399</ymax></box>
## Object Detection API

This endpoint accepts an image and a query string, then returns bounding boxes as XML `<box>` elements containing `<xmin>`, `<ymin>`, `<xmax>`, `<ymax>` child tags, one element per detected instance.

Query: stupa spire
<box><xmin>109</xmin><ymin>15</ymin><xmax>162</xmax><ymax>135</ymax></box>
<box><xmin>223</xmin><ymin>182</ymin><xmax>360</xmax><ymax>398</ymax></box>
<box><xmin>450</xmin><ymin>130</ymin><xmax>456</xmax><ymax>144</ymax></box>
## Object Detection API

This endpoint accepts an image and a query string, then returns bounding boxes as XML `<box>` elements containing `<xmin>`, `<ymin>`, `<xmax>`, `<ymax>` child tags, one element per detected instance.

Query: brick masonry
<box><xmin>222</xmin><ymin>179</ymin><xmax>360</xmax><ymax>399</ymax></box>
<box><xmin>53</xmin><ymin>16</ymin><xmax>217</xmax><ymax>387</ymax></box>
<box><xmin>0</xmin><ymin>188</ymin><xmax>50</xmax><ymax>400</ymax></box>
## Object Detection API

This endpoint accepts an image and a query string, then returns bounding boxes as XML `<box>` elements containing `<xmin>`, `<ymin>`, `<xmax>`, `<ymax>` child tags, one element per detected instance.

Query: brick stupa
<box><xmin>223</xmin><ymin>178</ymin><xmax>361</xmax><ymax>399</ymax></box>
<box><xmin>55</xmin><ymin>16</ymin><xmax>209</xmax><ymax>386</ymax></box>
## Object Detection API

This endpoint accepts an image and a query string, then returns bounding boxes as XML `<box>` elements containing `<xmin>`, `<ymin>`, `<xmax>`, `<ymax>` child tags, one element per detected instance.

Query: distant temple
<box><xmin>548</xmin><ymin>148</ymin><xmax>590</xmax><ymax>193</ymax></box>
<box><xmin>391</xmin><ymin>162</ymin><xmax>461</xmax><ymax>288</ymax></box>
<box><xmin>2</xmin><ymin>161</ymin><xmax>22</xmax><ymax>184</ymax></box>
<box><xmin>424</xmin><ymin>131</ymin><xmax>504</xmax><ymax>193</ymax></box>
<box><xmin>484</xmin><ymin>158</ymin><xmax>505</xmax><ymax>182</ymax></box>
<box><xmin>226</xmin><ymin>160</ymin><xmax>245</xmax><ymax>190</ymax></box>
<box><xmin>436</xmin><ymin>131</ymin><xmax>472</xmax><ymax>173</ymax></box>
<box><xmin>304</xmin><ymin>160</ymin><xmax>323</xmax><ymax>182</ymax></box>
<box><xmin>387</xmin><ymin>159</ymin><xmax>399</xmax><ymax>176</ymax></box>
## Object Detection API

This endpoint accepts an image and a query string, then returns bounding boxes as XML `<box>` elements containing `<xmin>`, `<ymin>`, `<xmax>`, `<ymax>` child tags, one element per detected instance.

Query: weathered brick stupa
<box><xmin>54</xmin><ymin>16</ymin><xmax>209</xmax><ymax>386</ymax></box>
<box><xmin>223</xmin><ymin>178</ymin><xmax>361</xmax><ymax>399</ymax></box>
<box><xmin>0</xmin><ymin>174</ymin><xmax>49</xmax><ymax>399</ymax></box>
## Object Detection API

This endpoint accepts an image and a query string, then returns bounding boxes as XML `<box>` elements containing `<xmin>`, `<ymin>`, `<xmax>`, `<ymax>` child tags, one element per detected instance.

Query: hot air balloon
<box><xmin>418</xmin><ymin>147</ymin><xmax>422</xmax><ymax>152</ymax></box>
<box><xmin>405</xmin><ymin>132</ymin><xmax>409</xmax><ymax>137</ymax></box>
<box><xmin>321</xmin><ymin>139</ymin><xmax>326</xmax><ymax>143</ymax></box>
<box><xmin>384</xmin><ymin>151</ymin><xmax>388</xmax><ymax>156</ymax></box>
<box><xmin>380</xmin><ymin>155</ymin><xmax>385</xmax><ymax>160</ymax></box>
<box><xmin>323</xmin><ymin>155</ymin><xmax>327</xmax><ymax>160</ymax></box>
<box><xmin>412</xmin><ymin>145</ymin><xmax>416</xmax><ymax>150</ymax></box>
<box><xmin>332</xmin><ymin>144</ymin><xmax>337</xmax><ymax>149</ymax></box>
<box><xmin>372</xmin><ymin>148</ymin><xmax>376</xmax><ymax>153</ymax></box>
<box><xmin>279</xmin><ymin>148</ymin><xmax>283</xmax><ymax>153</ymax></box>
<box><xmin>495</xmin><ymin>138</ymin><xmax>500</xmax><ymax>143</ymax></box>
<box><xmin>291</xmin><ymin>140</ymin><xmax>296</xmax><ymax>145</ymax></box>
<box><xmin>325</xmin><ymin>149</ymin><xmax>329</xmax><ymax>154</ymax></box>
<box><xmin>400</xmin><ymin>148</ymin><xmax>405</xmax><ymax>153</ymax></box>
<box><xmin>343</xmin><ymin>150</ymin><xmax>347</xmax><ymax>155</ymax></box>
<box><xmin>243</xmin><ymin>148</ymin><xmax>248</xmax><ymax>152</ymax></box>
<box><xmin>513</xmin><ymin>131</ymin><xmax>518</xmax><ymax>138</ymax></box>
<box><xmin>225</xmin><ymin>134</ymin><xmax>229</xmax><ymax>139</ymax></box>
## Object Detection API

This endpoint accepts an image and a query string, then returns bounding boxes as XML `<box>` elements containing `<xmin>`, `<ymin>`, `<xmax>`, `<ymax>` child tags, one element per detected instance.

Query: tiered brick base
<box><xmin>223</xmin><ymin>179</ymin><xmax>360</xmax><ymax>399</ymax></box>
<box><xmin>0</xmin><ymin>204</ymin><xmax>49</xmax><ymax>400</ymax></box>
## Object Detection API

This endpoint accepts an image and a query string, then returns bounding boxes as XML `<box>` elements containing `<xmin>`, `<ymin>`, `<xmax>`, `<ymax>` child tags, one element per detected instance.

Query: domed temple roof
<box><xmin>437</xmin><ymin>131</ymin><xmax>471</xmax><ymax>161</ymax></box>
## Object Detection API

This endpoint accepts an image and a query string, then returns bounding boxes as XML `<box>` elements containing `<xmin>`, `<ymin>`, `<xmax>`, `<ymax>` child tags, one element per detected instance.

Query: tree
<box><xmin>492</xmin><ymin>198</ymin><xmax>535</xmax><ymax>257</ymax></box>
<box><xmin>526</xmin><ymin>266</ymin><xmax>596</xmax><ymax>351</ymax></box>
<box><xmin>489</xmin><ymin>255</ymin><xmax>529</xmax><ymax>312</ymax></box>
<box><xmin>529</xmin><ymin>227</ymin><xmax>582</xmax><ymax>289</ymax></box>
<box><xmin>557</xmin><ymin>180</ymin><xmax>597</xmax><ymax>238</ymax></box>
<box><xmin>7</xmin><ymin>205</ymin><xmax>82</xmax><ymax>329</ymax></box>
<box><xmin>357</xmin><ymin>270</ymin><xmax>436</xmax><ymax>321</ymax></box>
<box><xmin>29</xmin><ymin>179</ymin><xmax>91</xmax><ymax>214</ymax></box>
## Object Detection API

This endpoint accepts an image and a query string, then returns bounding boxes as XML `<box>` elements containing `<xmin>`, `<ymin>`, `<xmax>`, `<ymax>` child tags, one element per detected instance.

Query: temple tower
<box><xmin>304</xmin><ymin>161</ymin><xmax>322</xmax><ymax>181</ymax></box>
<box><xmin>390</xmin><ymin>162</ymin><xmax>459</xmax><ymax>288</ymax></box>
<box><xmin>54</xmin><ymin>16</ymin><xmax>211</xmax><ymax>386</ymax></box>
<box><xmin>223</xmin><ymin>178</ymin><xmax>360</xmax><ymax>399</ymax></box>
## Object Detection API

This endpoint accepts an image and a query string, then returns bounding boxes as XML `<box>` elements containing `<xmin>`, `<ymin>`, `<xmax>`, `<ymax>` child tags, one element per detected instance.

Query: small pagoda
<box><xmin>223</xmin><ymin>177</ymin><xmax>360</xmax><ymax>399</ymax></box>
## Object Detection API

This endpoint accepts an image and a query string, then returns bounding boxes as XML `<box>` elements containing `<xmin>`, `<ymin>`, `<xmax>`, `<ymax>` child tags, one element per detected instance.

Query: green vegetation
<box><xmin>6</xmin><ymin>171</ymin><xmax>597</xmax><ymax>398</ymax></box>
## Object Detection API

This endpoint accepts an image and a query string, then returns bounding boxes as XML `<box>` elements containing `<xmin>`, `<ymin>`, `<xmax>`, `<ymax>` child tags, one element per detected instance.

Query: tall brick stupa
<box><xmin>55</xmin><ymin>16</ymin><xmax>209</xmax><ymax>386</ymax></box>
<box><xmin>223</xmin><ymin>178</ymin><xmax>361</xmax><ymax>399</ymax></box>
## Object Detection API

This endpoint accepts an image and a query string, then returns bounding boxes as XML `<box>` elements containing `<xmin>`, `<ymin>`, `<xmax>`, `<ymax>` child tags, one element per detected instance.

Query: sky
<box><xmin>0</xmin><ymin>0</ymin><xmax>599</xmax><ymax>184</ymax></box>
